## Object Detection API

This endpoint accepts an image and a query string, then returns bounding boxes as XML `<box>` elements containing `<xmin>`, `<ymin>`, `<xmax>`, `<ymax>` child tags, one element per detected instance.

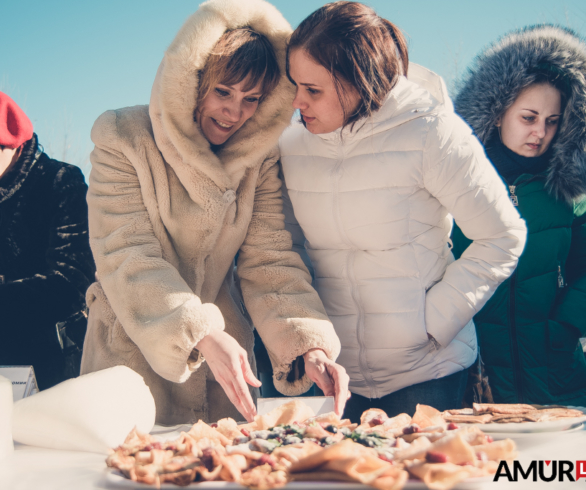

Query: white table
<box><xmin>1</xmin><ymin>425</ymin><xmax>584</xmax><ymax>490</ymax></box>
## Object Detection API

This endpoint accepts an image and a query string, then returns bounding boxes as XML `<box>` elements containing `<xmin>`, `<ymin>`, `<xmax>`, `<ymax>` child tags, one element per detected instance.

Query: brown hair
<box><xmin>526</xmin><ymin>67</ymin><xmax>570</xmax><ymax>114</ymax></box>
<box><xmin>198</xmin><ymin>27</ymin><xmax>280</xmax><ymax>104</ymax></box>
<box><xmin>287</xmin><ymin>1</ymin><xmax>409</xmax><ymax>129</ymax></box>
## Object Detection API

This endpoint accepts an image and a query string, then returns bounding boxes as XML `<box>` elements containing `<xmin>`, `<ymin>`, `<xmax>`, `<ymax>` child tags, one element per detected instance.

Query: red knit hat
<box><xmin>0</xmin><ymin>92</ymin><xmax>33</xmax><ymax>149</ymax></box>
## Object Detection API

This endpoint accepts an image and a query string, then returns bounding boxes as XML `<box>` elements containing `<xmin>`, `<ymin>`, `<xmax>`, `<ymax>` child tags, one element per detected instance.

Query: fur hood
<box><xmin>455</xmin><ymin>25</ymin><xmax>586</xmax><ymax>203</ymax></box>
<box><xmin>149</xmin><ymin>0</ymin><xmax>295</xmax><ymax>191</ymax></box>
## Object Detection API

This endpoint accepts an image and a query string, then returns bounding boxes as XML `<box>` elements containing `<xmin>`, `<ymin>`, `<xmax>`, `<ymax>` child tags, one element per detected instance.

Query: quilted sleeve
<box><xmin>422</xmin><ymin>112</ymin><xmax>527</xmax><ymax>347</ymax></box>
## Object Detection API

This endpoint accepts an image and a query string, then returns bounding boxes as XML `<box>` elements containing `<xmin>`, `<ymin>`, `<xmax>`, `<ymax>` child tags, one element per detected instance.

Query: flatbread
<box><xmin>359</xmin><ymin>408</ymin><xmax>388</xmax><ymax>427</ymax></box>
<box><xmin>305</xmin><ymin>411</ymin><xmax>340</xmax><ymax>426</ymax></box>
<box><xmin>444</xmin><ymin>408</ymin><xmax>473</xmax><ymax>416</ymax></box>
<box><xmin>473</xmin><ymin>403</ymin><xmax>535</xmax><ymax>415</ymax></box>
<box><xmin>289</xmin><ymin>439</ymin><xmax>408</xmax><ymax>488</ymax></box>
<box><xmin>108</xmin><ymin>400</ymin><xmax>518</xmax><ymax>489</ymax></box>
<box><xmin>412</xmin><ymin>404</ymin><xmax>447</xmax><ymax>429</ymax></box>
<box><xmin>187</xmin><ymin>421</ymin><xmax>231</xmax><ymax>446</ymax></box>
<box><xmin>254</xmin><ymin>400</ymin><xmax>315</xmax><ymax>430</ymax></box>
<box><xmin>393</xmin><ymin>436</ymin><xmax>433</xmax><ymax>462</ymax></box>
<box><xmin>443</xmin><ymin>414</ymin><xmax>493</xmax><ymax>424</ymax></box>
<box><xmin>364</xmin><ymin>413</ymin><xmax>412</xmax><ymax>435</ymax></box>
<box><xmin>215</xmin><ymin>418</ymin><xmax>243</xmax><ymax>440</ymax></box>
<box><xmin>407</xmin><ymin>462</ymin><xmax>475</xmax><ymax>490</ymax></box>
<box><xmin>534</xmin><ymin>407</ymin><xmax>584</xmax><ymax>418</ymax></box>
<box><xmin>473</xmin><ymin>438</ymin><xmax>517</xmax><ymax>461</ymax></box>
<box><xmin>290</xmin><ymin>471</ymin><xmax>357</xmax><ymax>483</ymax></box>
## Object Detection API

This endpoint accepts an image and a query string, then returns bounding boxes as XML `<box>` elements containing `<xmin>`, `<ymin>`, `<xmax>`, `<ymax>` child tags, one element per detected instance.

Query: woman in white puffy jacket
<box><xmin>279</xmin><ymin>1</ymin><xmax>527</xmax><ymax>422</ymax></box>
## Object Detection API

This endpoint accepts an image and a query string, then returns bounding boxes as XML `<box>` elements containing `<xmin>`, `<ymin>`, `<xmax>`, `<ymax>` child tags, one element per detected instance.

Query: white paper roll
<box><xmin>0</xmin><ymin>375</ymin><xmax>14</xmax><ymax>460</ymax></box>
<box><xmin>12</xmin><ymin>366</ymin><xmax>156</xmax><ymax>454</ymax></box>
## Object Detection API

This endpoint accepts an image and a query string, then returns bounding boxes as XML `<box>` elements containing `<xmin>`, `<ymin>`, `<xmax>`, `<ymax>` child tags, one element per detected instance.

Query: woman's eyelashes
<box><xmin>521</xmin><ymin>115</ymin><xmax>559</xmax><ymax>126</ymax></box>
<box><xmin>215</xmin><ymin>88</ymin><xmax>230</xmax><ymax>97</ymax></box>
<box><xmin>547</xmin><ymin>118</ymin><xmax>560</xmax><ymax>126</ymax></box>
<box><xmin>214</xmin><ymin>87</ymin><xmax>259</xmax><ymax>104</ymax></box>
<box><xmin>289</xmin><ymin>77</ymin><xmax>319</xmax><ymax>96</ymax></box>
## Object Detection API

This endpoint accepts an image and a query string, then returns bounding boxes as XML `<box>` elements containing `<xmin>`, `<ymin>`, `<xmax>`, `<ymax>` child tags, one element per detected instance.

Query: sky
<box><xmin>1</xmin><ymin>0</ymin><xmax>585</xmax><ymax>177</ymax></box>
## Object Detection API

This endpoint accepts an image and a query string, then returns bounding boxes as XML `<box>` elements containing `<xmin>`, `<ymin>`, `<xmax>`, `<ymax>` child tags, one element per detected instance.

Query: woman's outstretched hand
<box><xmin>195</xmin><ymin>330</ymin><xmax>261</xmax><ymax>422</ymax></box>
<box><xmin>303</xmin><ymin>348</ymin><xmax>350</xmax><ymax>417</ymax></box>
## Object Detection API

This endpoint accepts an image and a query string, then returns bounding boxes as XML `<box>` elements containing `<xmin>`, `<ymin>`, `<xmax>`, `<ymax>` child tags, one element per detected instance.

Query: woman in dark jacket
<box><xmin>0</xmin><ymin>91</ymin><xmax>95</xmax><ymax>390</ymax></box>
<box><xmin>452</xmin><ymin>26</ymin><xmax>586</xmax><ymax>405</ymax></box>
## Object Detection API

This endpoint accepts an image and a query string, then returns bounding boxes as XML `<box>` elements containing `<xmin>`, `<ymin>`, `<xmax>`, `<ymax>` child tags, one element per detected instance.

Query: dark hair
<box><xmin>287</xmin><ymin>1</ymin><xmax>409</xmax><ymax>129</ymax></box>
<box><xmin>198</xmin><ymin>27</ymin><xmax>280</xmax><ymax>104</ymax></box>
<box><xmin>526</xmin><ymin>65</ymin><xmax>570</xmax><ymax>113</ymax></box>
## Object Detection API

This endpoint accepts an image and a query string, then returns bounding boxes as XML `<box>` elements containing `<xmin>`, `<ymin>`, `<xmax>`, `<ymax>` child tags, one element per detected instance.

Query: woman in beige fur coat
<box><xmin>80</xmin><ymin>0</ymin><xmax>347</xmax><ymax>425</ymax></box>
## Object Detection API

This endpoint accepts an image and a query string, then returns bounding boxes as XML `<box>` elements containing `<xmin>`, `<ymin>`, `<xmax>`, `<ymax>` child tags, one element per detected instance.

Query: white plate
<box><xmin>105</xmin><ymin>470</ymin><xmax>491</xmax><ymax>489</ymax></box>
<box><xmin>488</xmin><ymin>422</ymin><xmax>584</xmax><ymax>439</ymax></box>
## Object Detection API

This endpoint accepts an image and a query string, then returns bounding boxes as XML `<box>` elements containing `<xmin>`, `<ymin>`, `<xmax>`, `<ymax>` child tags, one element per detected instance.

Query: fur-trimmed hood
<box><xmin>455</xmin><ymin>25</ymin><xmax>586</xmax><ymax>203</ymax></box>
<box><xmin>149</xmin><ymin>0</ymin><xmax>295</xmax><ymax>191</ymax></box>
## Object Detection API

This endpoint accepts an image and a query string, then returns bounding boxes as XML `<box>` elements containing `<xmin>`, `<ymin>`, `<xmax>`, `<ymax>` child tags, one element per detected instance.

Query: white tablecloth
<box><xmin>1</xmin><ymin>424</ymin><xmax>584</xmax><ymax>489</ymax></box>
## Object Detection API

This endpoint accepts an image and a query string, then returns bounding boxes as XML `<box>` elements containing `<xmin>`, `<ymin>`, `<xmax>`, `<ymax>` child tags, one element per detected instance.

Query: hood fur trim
<box><xmin>149</xmin><ymin>0</ymin><xmax>295</xmax><ymax>190</ymax></box>
<box><xmin>455</xmin><ymin>25</ymin><xmax>586</xmax><ymax>203</ymax></box>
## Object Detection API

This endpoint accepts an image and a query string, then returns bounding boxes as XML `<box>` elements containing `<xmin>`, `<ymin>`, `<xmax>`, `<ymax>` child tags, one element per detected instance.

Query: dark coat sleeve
<box><xmin>0</xmin><ymin>161</ymin><xmax>95</xmax><ymax>337</ymax></box>
<box><xmin>450</xmin><ymin>222</ymin><xmax>472</xmax><ymax>260</ymax></box>
<box><xmin>552</xmin><ymin>200</ymin><xmax>586</xmax><ymax>337</ymax></box>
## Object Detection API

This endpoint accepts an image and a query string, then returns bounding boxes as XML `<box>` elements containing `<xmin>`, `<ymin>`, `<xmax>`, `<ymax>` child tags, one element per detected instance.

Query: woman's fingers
<box><xmin>232</xmin><ymin>370</ymin><xmax>257</xmax><ymax>421</ymax></box>
<box><xmin>196</xmin><ymin>331</ymin><xmax>261</xmax><ymax>421</ymax></box>
<box><xmin>316</xmin><ymin>364</ymin><xmax>335</xmax><ymax>397</ymax></box>
<box><xmin>309</xmin><ymin>361</ymin><xmax>348</xmax><ymax>416</ymax></box>
<box><xmin>234</xmin><ymin>355</ymin><xmax>260</xmax><ymax>421</ymax></box>
<box><xmin>217</xmin><ymin>372</ymin><xmax>255</xmax><ymax>422</ymax></box>
<box><xmin>303</xmin><ymin>349</ymin><xmax>348</xmax><ymax>415</ymax></box>
<box><xmin>241</xmin><ymin>356</ymin><xmax>262</xmax><ymax>388</ymax></box>
<box><xmin>226</xmin><ymin>386</ymin><xmax>248</xmax><ymax>421</ymax></box>
<box><xmin>327</xmin><ymin>362</ymin><xmax>350</xmax><ymax>416</ymax></box>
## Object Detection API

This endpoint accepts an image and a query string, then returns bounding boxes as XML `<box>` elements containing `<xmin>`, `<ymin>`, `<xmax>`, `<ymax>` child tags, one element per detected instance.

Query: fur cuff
<box><xmin>273</xmin><ymin>357</ymin><xmax>315</xmax><ymax>396</ymax></box>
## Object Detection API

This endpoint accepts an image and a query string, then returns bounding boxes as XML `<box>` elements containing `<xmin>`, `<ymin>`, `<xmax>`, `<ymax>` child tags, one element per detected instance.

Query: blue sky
<box><xmin>1</xmin><ymin>0</ymin><xmax>584</xmax><ymax>176</ymax></box>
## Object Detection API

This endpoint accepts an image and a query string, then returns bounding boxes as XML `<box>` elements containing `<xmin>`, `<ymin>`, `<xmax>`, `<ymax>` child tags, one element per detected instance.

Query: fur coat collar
<box><xmin>455</xmin><ymin>25</ymin><xmax>586</xmax><ymax>203</ymax></box>
<box><xmin>0</xmin><ymin>135</ymin><xmax>41</xmax><ymax>204</ymax></box>
<box><xmin>149</xmin><ymin>0</ymin><xmax>295</xmax><ymax>191</ymax></box>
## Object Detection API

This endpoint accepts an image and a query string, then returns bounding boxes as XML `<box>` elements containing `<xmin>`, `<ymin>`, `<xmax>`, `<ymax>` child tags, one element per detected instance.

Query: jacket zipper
<box><xmin>347</xmin><ymin>251</ymin><xmax>376</xmax><ymax>397</ymax></box>
<box><xmin>558</xmin><ymin>263</ymin><xmax>565</xmax><ymax>289</ymax></box>
<box><xmin>331</xmin><ymin>145</ymin><xmax>376</xmax><ymax>396</ymax></box>
<box><xmin>509</xmin><ymin>271</ymin><xmax>524</xmax><ymax>402</ymax></box>
<box><xmin>507</xmin><ymin>173</ymin><xmax>541</xmax><ymax>206</ymax></box>
<box><xmin>506</xmin><ymin>178</ymin><xmax>523</xmax><ymax>401</ymax></box>
<box><xmin>505</xmin><ymin>174</ymin><xmax>545</xmax><ymax>402</ymax></box>
<box><xmin>509</xmin><ymin>185</ymin><xmax>518</xmax><ymax>206</ymax></box>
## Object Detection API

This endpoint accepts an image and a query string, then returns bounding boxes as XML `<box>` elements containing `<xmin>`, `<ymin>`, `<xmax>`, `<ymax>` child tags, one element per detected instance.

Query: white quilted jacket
<box><xmin>279</xmin><ymin>65</ymin><xmax>527</xmax><ymax>398</ymax></box>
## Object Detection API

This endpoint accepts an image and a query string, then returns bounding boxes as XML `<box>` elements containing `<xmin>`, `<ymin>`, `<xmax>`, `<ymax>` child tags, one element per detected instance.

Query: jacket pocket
<box><xmin>546</xmin><ymin>320</ymin><xmax>586</xmax><ymax>396</ymax></box>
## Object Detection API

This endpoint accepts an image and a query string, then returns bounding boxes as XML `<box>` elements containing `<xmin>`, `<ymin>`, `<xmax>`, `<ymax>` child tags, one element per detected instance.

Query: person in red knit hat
<box><xmin>0</xmin><ymin>92</ymin><xmax>95</xmax><ymax>390</ymax></box>
<box><xmin>0</xmin><ymin>93</ymin><xmax>33</xmax><ymax>177</ymax></box>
